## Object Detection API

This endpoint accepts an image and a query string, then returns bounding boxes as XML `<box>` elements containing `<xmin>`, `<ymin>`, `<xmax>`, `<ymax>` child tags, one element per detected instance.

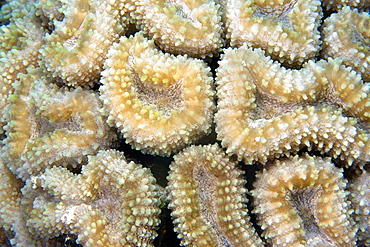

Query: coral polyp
<box><xmin>252</xmin><ymin>154</ymin><xmax>357</xmax><ymax>246</ymax></box>
<box><xmin>167</xmin><ymin>144</ymin><xmax>263</xmax><ymax>246</ymax></box>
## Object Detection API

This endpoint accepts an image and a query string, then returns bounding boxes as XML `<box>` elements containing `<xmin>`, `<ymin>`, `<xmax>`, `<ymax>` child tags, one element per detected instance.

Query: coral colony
<box><xmin>0</xmin><ymin>0</ymin><xmax>369</xmax><ymax>246</ymax></box>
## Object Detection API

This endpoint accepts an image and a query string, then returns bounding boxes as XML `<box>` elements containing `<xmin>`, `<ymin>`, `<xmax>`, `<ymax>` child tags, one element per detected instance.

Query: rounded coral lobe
<box><xmin>225</xmin><ymin>0</ymin><xmax>322</xmax><ymax>66</ymax></box>
<box><xmin>167</xmin><ymin>144</ymin><xmax>263</xmax><ymax>246</ymax></box>
<box><xmin>100</xmin><ymin>32</ymin><xmax>215</xmax><ymax>156</ymax></box>
<box><xmin>2</xmin><ymin>68</ymin><xmax>116</xmax><ymax>181</ymax></box>
<box><xmin>215</xmin><ymin>45</ymin><xmax>369</xmax><ymax>164</ymax></box>
<box><xmin>134</xmin><ymin>0</ymin><xmax>224</xmax><ymax>58</ymax></box>
<box><xmin>22</xmin><ymin>149</ymin><xmax>162</xmax><ymax>247</ymax></box>
<box><xmin>0</xmin><ymin>2</ymin><xmax>45</xmax><ymax>132</ymax></box>
<box><xmin>252</xmin><ymin>154</ymin><xmax>357</xmax><ymax>246</ymax></box>
<box><xmin>38</xmin><ymin>0</ymin><xmax>124</xmax><ymax>87</ymax></box>
<box><xmin>322</xmin><ymin>6</ymin><xmax>370</xmax><ymax>81</ymax></box>
<box><xmin>349</xmin><ymin>169</ymin><xmax>370</xmax><ymax>245</ymax></box>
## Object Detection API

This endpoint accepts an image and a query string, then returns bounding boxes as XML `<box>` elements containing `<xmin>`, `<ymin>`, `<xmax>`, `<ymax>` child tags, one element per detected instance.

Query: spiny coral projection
<box><xmin>21</xmin><ymin>149</ymin><xmax>161</xmax><ymax>247</ymax></box>
<box><xmin>38</xmin><ymin>0</ymin><xmax>124</xmax><ymax>87</ymax></box>
<box><xmin>0</xmin><ymin>158</ymin><xmax>42</xmax><ymax>246</ymax></box>
<box><xmin>349</xmin><ymin>169</ymin><xmax>370</xmax><ymax>245</ymax></box>
<box><xmin>1</xmin><ymin>0</ymin><xmax>370</xmax><ymax>245</ymax></box>
<box><xmin>322</xmin><ymin>6</ymin><xmax>370</xmax><ymax>81</ymax></box>
<box><xmin>322</xmin><ymin>0</ymin><xmax>370</xmax><ymax>10</ymax></box>
<box><xmin>0</xmin><ymin>2</ymin><xmax>45</xmax><ymax>131</ymax></box>
<box><xmin>100</xmin><ymin>32</ymin><xmax>215</xmax><ymax>156</ymax></box>
<box><xmin>252</xmin><ymin>154</ymin><xmax>357</xmax><ymax>246</ymax></box>
<box><xmin>215</xmin><ymin>45</ymin><xmax>369</xmax><ymax>164</ymax></box>
<box><xmin>225</xmin><ymin>0</ymin><xmax>322</xmax><ymax>65</ymax></box>
<box><xmin>134</xmin><ymin>0</ymin><xmax>223</xmax><ymax>57</ymax></box>
<box><xmin>2</xmin><ymin>68</ymin><xmax>116</xmax><ymax>180</ymax></box>
<box><xmin>167</xmin><ymin>144</ymin><xmax>263</xmax><ymax>246</ymax></box>
<box><xmin>307</xmin><ymin>58</ymin><xmax>370</xmax><ymax>127</ymax></box>
<box><xmin>33</xmin><ymin>0</ymin><xmax>64</xmax><ymax>31</ymax></box>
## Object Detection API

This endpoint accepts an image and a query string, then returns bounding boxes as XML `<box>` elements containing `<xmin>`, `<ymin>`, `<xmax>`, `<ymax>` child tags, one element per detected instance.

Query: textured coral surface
<box><xmin>0</xmin><ymin>0</ymin><xmax>369</xmax><ymax>246</ymax></box>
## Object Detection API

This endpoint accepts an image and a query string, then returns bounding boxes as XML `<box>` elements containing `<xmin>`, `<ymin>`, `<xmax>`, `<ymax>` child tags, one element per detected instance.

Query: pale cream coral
<box><xmin>215</xmin><ymin>46</ymin><xmax>369</xmax><ymax>164</ymax></box>
<box><xmin>39</xmin><ymin>0</ymin><xmax>124</xmax><ymax>87</ymax></box>
<box><xmin>322</xmin><ymin>6</ymin><xmax>370</xmax><ymax>81</ymax></box>
<box><xmin>322</xmin><ymin>0</ymin><xmax>370</xmax><ymax>10</ymax></box>
<box><xmin>100</xmin><ymin>32</ymin><xmax>215</xmax><ymax>156</ymax></box>
<box><xmin>0</xmin><ymin>158</ymin><xmax>42</xmax><ymax>247</ymax></box>
<box><xmin>307</xmin><ymin>57</ymin><xmax>370</xmax><ymax>127</ymax></box>
<box><xmin>0</xmin><ymin>0</ymin><xmax>35</xmax><ymax>22</ymax></box>
<box><xmin>349</xmin><ymin>169</ymin><xmax>370</xmax><ymax>245</ymax></box>
<box><xmin>0</xmin><ymin>2</ymin><xmax>45</xmax><ymax>131</ymax></box>
<box><xmin>167</xmin><ymin>144</ymin><xmax>263</xmax><ymax>246</ymax></box>
<box><xmin>225</xmin><ymin>0</ymin><xmax>322</xmax><ymax>65</ymax></box>
<box><xmin>252</xmin><ymin>154</ymin><xmax>357</xmax><ymax>246</ymax></box>
<box><xmin>134</xmin><ymin>0</ymin><xmax>223</xmax><ymax>58</ymax></box>
<box><xmin>21</xmin><ymin>149</ymin><xmax>161</xmax><ymax>246</ymax></box>
<box><xmin>1</xmin><ymin>0</ymin><xmax>370</xmax><ymax>245</ymax></box>
<box><xmin>34</xmin><ymin>0</ymin><xmax>64</xmax><ymax>31</ymax></box>
<box><xmin>2</xmin><ymin>68</ymin><xmax>116</xmax><ymax>180</ymax></box>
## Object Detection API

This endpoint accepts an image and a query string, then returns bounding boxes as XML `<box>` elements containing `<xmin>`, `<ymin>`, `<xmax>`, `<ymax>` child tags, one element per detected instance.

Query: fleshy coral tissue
<box><xmin>0</xmin><ymin>0</ymin><xmax>369</xmax><ymax>246</ymax></box>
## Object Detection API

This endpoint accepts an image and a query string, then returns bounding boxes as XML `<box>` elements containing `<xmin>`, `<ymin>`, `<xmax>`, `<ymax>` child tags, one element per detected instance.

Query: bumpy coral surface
<box><xmin>216</xmin><ymin>45</ymin><xmax>369</xmax><ymax>164</ymax></box>
<box><xmin>0</xmin><ymin>2</ymin><xmax>44</xmax><ymax>130</ymax></box>
<box><xmin>134</xmin><ymin>0</ymin><xmax>224</xmax><ymax>57</ymax></box>
<box><xmin>349</xmin><ymin>169</ymin><xmax>370</xmax><ymax>245</ymax></box>
<box><xmin>1</xmin><ymin>0</ymin><xmax>370</xmax><ymax>245</ymax></box>
<box><xmin>100</xmin><ymin>32</ymin><xmax>215</xmax><ymax>156</ymax></box>
<box><xmin>322</xmin><ymin>6</ymin><xmax>370</xmax><ymax>81</ymax></box>
<box><xmin>322</xmin><ymin>0</ymin><xmax>370</xmax><ymax>10</ymax></box>
<box><xmin>225</xmin><ymin>0</ymin><xmax>322</xmax><ymax>65</ymax></box>
<box><xmin>39</xmin><ymin>0</ymin><xmax>124</xmax><ymax>87</ymax></box>
<box><xmin>2</xmin><ymin>68</ymin><xmax>116</xmax><ymax>180</ymax></box>
<box><xmin>252</xmin><ymin>154</ymin><xmax>357</xmax><ymax>246</ymax></box>
<box><xmin>22</xmin><ymin>149</ymin><xmax>161</xmax><ymax>246</ymax></box>
<box><xmin>0</xmin><ymin>158</ymin><xmax>40</xmax><ymax>246</ymax></box>
<box><xmin>167</xmin><ymin>144</ymin><xmax>263</xmax><ymax>246</ymax></box>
